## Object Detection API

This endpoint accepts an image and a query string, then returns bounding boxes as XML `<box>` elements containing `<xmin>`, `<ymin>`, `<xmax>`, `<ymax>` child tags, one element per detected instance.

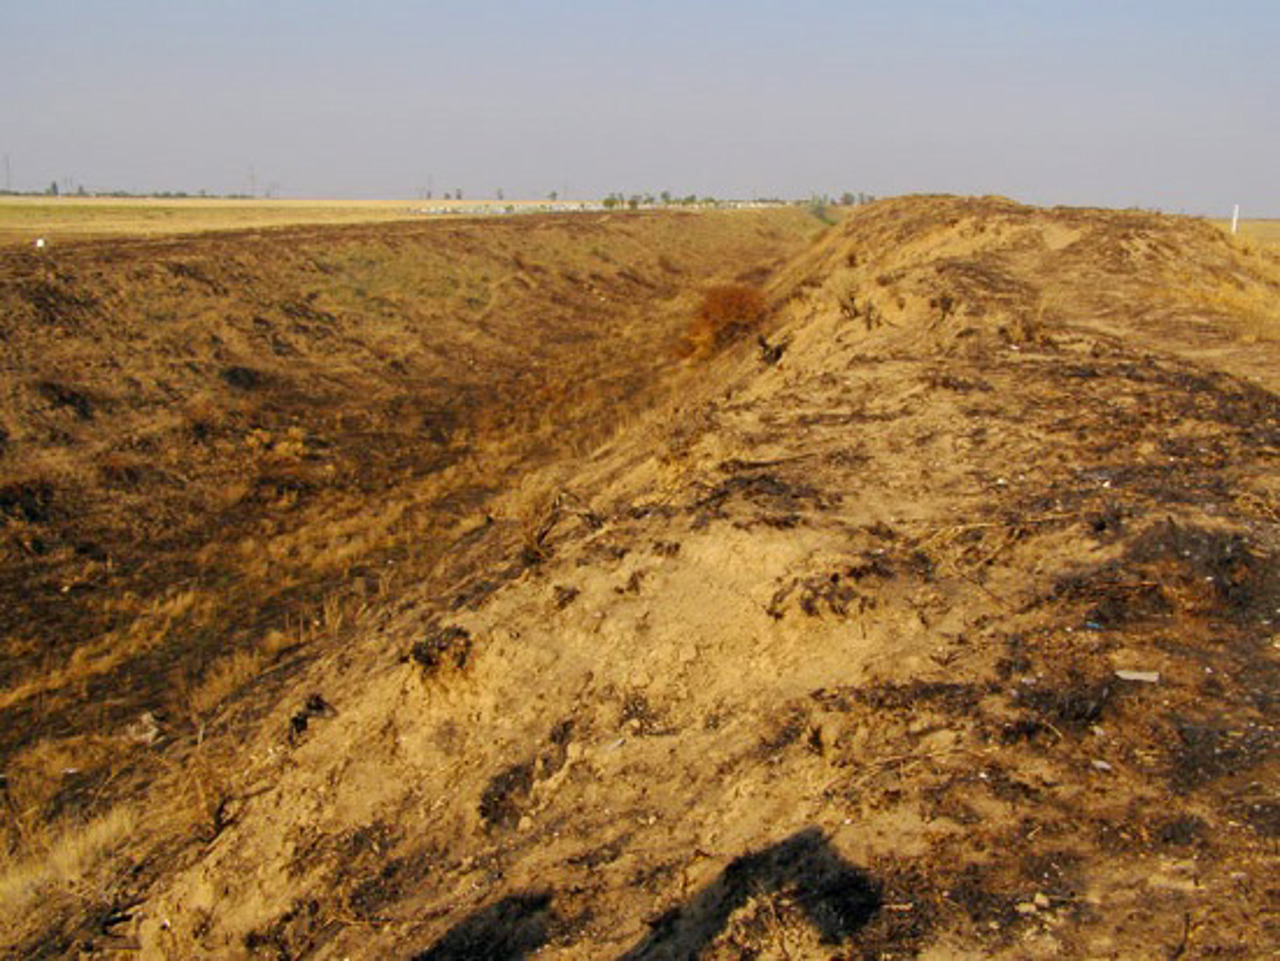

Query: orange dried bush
<box><xmin>687</xmin><ymin>284</ymin><xmax>768</xmax><ymax>356</ymax></box>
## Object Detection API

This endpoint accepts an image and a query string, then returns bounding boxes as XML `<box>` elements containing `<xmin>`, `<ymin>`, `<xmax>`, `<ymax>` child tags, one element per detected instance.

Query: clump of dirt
<box><xmin>1012</xmin><ymin>669</ymin><xmax>1116</xmax><ymax>733</ymax></box>
<box><xmin>409</xmin><ymin>625</ymin><xmax>473</xmax><ymax>675</ymax></box>
<box><xmin>479</xmin><ymin>762</ymin><xmax>536</xmax><ymax>831</ymax></box>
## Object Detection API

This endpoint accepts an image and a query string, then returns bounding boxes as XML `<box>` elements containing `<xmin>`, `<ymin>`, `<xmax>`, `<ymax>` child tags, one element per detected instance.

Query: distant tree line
<box><xmin>0</xmin><ymin>185</ymin><xmax>255</xmax><ymax>199</ymax></box>
<box><xmin>0</xmin><ymin>183</ymin><xmax>879</xmax><ymax>207</ymax></box>
<box><xmin>597</xmin><ymin>190</ymin><xmax>878</xmax><ymax>210</ymax></box>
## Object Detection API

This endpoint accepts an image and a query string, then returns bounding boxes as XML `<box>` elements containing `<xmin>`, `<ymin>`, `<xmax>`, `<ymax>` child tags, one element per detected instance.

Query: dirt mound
<box><xmin>3</xmin><ymin>198</ymin><xmax>1277</xmax><ymax>958</ymax></box>
<box><xmin>771</xmin><ymin>195</ymin><xmax>1280</xmax><ymax>383</ymax></box>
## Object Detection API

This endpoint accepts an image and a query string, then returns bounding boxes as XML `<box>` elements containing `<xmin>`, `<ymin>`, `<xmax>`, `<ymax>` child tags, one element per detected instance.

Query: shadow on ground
<box><xmin>415</xmin><ymin>827</ymin><xmax>881</xmax><ymax>960</ymax></box>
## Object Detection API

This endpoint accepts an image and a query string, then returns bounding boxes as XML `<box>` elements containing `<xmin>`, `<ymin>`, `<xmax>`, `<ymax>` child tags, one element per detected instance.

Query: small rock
<box><xmin>1091</xmin><ymin>759</ymin><xmax>1113</xmax><ymax>773</ymax></box>
<box><xmin>125</xmin><ymin>711</ymin><xmax>162</xmax><ymax>746</ymax></box>
<box><xmin>1034</xmin><ymin>892</ymin><xmax>1051</xmax><ymax>909</ymax></box>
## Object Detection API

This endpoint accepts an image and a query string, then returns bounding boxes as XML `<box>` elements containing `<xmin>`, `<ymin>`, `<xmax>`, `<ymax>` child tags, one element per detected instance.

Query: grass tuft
<box><xmin>0</xmin><ymin>805</ymin><xmax>136</xmax><ymax>927</ymax></box>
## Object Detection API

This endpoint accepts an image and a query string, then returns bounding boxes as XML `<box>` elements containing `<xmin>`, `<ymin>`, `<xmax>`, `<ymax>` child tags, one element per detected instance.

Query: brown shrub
<box><xmin>688</xmin><ymin>284</ymin><xmax>768</xmax><ymax>356</ymax></box>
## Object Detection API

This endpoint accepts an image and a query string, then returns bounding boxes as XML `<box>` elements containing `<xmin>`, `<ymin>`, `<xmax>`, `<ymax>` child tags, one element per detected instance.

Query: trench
<box><xmin>0</xmin><ymin>208</ymin><xmax>825</xmax><ymax>841</ymax></box>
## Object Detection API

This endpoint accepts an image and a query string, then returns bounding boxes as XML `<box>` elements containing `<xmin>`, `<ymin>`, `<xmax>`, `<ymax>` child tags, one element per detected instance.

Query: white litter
<box><xmin>1115</xmin><ymin>670</ymin><xmax>1160</xmax><ymax>683</ymax></box>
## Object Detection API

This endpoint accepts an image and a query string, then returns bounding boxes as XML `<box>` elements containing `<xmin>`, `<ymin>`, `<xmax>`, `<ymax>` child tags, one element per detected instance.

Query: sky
<box><xmin>2</xmin><ymin>1</ymin><xmax>1277</xmax><ymax>214</ymax></box>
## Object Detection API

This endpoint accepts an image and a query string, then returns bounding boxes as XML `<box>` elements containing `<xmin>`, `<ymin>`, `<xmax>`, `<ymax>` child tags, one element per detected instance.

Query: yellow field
<box><xmin>1211</xmin><ymin>218</ymin><xmax>1280</xmax><ymax>249</ymax></box>
<box><xmin>0</xmin><ymin>196</ymin><xmax>537</xmax><ymax>245</ymax></box>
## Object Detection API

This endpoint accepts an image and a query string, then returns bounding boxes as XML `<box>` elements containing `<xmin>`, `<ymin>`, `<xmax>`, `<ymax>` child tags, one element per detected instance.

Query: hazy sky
<box><xmin>3</xmin><ymin>1</ymin><xmax>1277</xmax><ymax>213</ymax></box>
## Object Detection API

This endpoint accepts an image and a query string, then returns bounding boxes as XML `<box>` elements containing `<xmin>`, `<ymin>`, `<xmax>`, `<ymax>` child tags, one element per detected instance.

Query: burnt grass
<box><xmin>769</xmin><ymin>323</ymin><xmax>1276</xmax><ymax>942</ymax></box>
<box><xmin>0</xmin><ymin>209</ymin><xmax>818</xmax><ymax>849</ymax></box>
<box><xmin>479</xmin><ymin>762</ymin><xmax>537</xmax><ymax>831</ymax></box>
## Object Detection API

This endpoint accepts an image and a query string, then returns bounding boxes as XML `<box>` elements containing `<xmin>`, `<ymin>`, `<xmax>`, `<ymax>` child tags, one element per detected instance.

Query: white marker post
<box><xmin>1231</xmin><ymin>204</ymin><xmax>1240</xmax><ymax>235</ymax></box>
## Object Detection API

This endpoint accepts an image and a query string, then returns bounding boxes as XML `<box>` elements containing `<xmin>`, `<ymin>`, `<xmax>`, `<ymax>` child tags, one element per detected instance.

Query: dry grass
<box><xmin>686</xmin><ymin>284</ymin><xmax>769</xmax><ymax>356</ymax></box>
<box><xmin>2</xmin><ymin>736</ymin><xmax>123</xmax><ymax>852</ymax></box>
<box><xmin>0</xmin><ymin>737</ymin><xmax>148</xmax><ymax>942</ymax></box>
<box><xmin>1212</xmin><ymin>218</ymin><xmax>1280</xmax><ymax>251</ymax></box>
<box><xmin>180</xmin><ymin>628</ymin><xmax>295</xmax><ymax>719</ymax></box>
<box><xmin>1180</xmin><ymin>222</ymin><xmax>1280</xmax><ymax>342</ymax></box>
<box><xmin>1188</xmin><ymin>282</ymin><xmax>1280</xmax><ymax>341</ymax></box>
<box><xmin>0</xmin><ymin>587</ymin><xmax>214</xmax><ymax>717</ymax></box>
<box><xmin>0</xmin><ymin>738</ymin><xmax>244</xmax><ymax>942</ymax></box>
<box><xmin>0</xmin><ymin>804</ymin><xmax>137</xmax><ymax>928</ymax></box>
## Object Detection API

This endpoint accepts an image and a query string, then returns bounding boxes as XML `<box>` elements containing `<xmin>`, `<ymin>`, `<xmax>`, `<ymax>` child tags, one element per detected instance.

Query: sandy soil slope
<box><xmin>5</xmin><ymin>197</ymin><xmax>1278</xmax><ymax>958</ymax></box>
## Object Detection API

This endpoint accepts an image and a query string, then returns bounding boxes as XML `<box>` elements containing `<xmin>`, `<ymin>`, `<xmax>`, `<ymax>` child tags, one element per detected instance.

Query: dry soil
<box><xmin>1</xmin><ymin>197</ymin><xmax>1277</xmax><ymax>959</ymax></box>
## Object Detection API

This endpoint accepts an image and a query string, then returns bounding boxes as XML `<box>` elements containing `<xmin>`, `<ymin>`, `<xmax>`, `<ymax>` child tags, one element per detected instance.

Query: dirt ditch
<box><xmin>3</xmin><ymin>197</ymin><xmax>1277</xmax><ymax>958</ymax></box>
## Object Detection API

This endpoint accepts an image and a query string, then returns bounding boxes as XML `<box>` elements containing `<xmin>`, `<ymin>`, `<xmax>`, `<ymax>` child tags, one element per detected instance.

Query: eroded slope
<box><xmin>0</xmin><ymin>207</ymin><xmax>823</xmax><ymax>951</ymax></box>
<box><xmin>7</xmin><ymin>198</ymin><xmax>1279</xmax><ymax>958</ymax></box>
